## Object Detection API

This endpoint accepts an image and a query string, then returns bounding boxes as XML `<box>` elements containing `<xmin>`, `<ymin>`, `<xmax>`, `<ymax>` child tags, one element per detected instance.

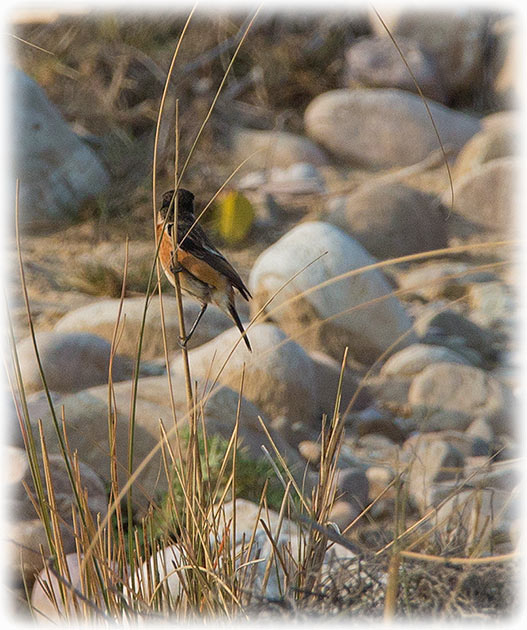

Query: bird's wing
<box><xmin>178</xmin><ymin>220</ymin><xmax>252</xmax><ymax>301</ymax></box>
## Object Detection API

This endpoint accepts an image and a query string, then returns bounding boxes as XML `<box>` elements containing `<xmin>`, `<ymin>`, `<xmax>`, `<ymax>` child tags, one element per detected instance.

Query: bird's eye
<box><xmin>167</xmin><ymin>223</ymin><xmax>173</xmax><ymax>236</ymax></box>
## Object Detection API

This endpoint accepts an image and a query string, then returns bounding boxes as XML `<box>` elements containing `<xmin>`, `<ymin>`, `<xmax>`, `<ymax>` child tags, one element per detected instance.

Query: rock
<box><xmin>218</xmin><ymin>498</ymin><xmax>298</xmax><ymax>544</ymax></box>
<box><xmin>14</xmin><ymin>331</ymin><xmax>148</xmax><ymax>394</ymax></box>
<box><xmin>7</xmin><ymin>446</ymin><xmax>107</xmax><ymax>584</ymax></box>
<box><xmin>10</xmin><ymin>68</ymin><xmax>110</xmax><ymax>231</ymax></box>
<box><xmin>410</xmin><ymin>430</ymin><xmax>489</xmax><ymax>458</ymax></box>
<box><xmin>31</xmin><ymin>553</ymin><xmax>83</xmax><ymax>621</ymax></box>
<box><xmin>249</xmin><ymin>221</ymin><xmax>416</xmax><ymax>365</ymax></box>
<box><xmin>350</xmin><ymin>408</ymin><xmax>408</xmax><ymax>443</ymax></box>
<box><xmin>432</xmin><ymin>484</ymin><xmax>518</xmax><ymax>554</ymax></box>
<box><xmin>366</xmin><ymin>466</ymin><xmax>395</xmax><ymax>501</ymax></box>
<box><xmin>442</xmin><ymin>157</ymin><xmax>518</xmax><ymax>235</ymax></box>
<box><xmin>465</xmin><ymin>459</ymin><xmax>521</xmax><ymax>493</ymax></box>
<box><xmin>304</xmin><ymin>88</ymin><xmax>480</xmax><ymax>169</ymax></box>
<box><xmin>467</xmin><ymin>281</ymin><xmax>514</xmax><ymax>328</ymax></box>
<box><xmin>453</xmin><ymin>122</ymin><xmax>516</xmax><ymax>180</ymax></box>
<box><xmin>344</xmin><ymin>35</ymin><xmax>446</xmax><ymax>102</ymax></box>
<box><xmin>335</xmin><ymin>468</ymin><xmax>370</xmax><ymax>513</ymax></box>
<box><xmin>133</xmin><ymin>544</ymin><xmax>183</xmax><ymax>603</ymax></box>
<box><xmin>7</xmin><ymin>519</ymin><xmax>50</xmax><ymax>586</ymax></box>
<box><xmin>361</xmin><ymin>374</ymin><xmax>412</xmax><ymax>410</ymax></box>
<box><xmin>380</xmin><ymin>343</ymin><xmax>472</xmax><ymax>377</ymax></box>
<box><xmin>489</xmin><ymin>16</ymin><xmax>518</xmax><ymax>108</ymax></box>
<box><xmin>396</xmin><ymin>261</ymin><xmax>498</xmax><ymax>301</ymax></box>
<box><xmin>353</xmin><ymin>434</ymin><xmax>400</xmax><ymax>464</ymax></box>
<box><xmin>54</xmin><ymin>296</ymin><xmax>235</xmax><ymax>359</ymax></box>
<box><xmin>216</xmin><ymin>499</ymin><xmax>355</xmax><ymax>599</ymax></box>
<box><xmin>230</xmin><ymin>127</ymin><xmax>328</xmax><ymax>170</ymax></box>
<box><xmin>369</xmin><ymin>9</ymin><xmax>488</xmax><ymax>98</ymax></box>
<box><xmin>298</xmin><ymin>440</ymin><xmax>321</xmax><ymax>465</ymax></box>
<box><xmin>403</xmin><ymin>434</ymin><xmax>465</xmax><ymax>512</ymax></box>
<box><xmin>21</xmin><ymin>373</ymin><xmax>300</xmax><ymax>510</ymax></box>
<box><xmin>415</xmin><ymin>307</ymin><xmax>496</xmax><ymax>361</ymax></box>
<box><xmin>408</xmin><ymin>362</ymin><xmax>514</xmax><ymax>435</ymax></box>
<box><xmin>181</xmin><ymin>323</ymin><xmax>318</xmax><ymax>427</ymax></box>
<box><xmin>329</xmin><ymin>183</ymin><xmax>448</xmax><ymax>260</ymax></box>
<box><xmin>309</xmin><ymin>350</ymin><xmax>372</xmax><ymax>416</ymax></box>
<box><xmin>251</xmin><ymin>162</ymin><xmax>327</xmax><ymax>196</ymax></box>
<box><xmin>465</xmin><ymin>416</ymin><xmax>494</xmax><ymax>443</ymax></box>
<box><xmin>328</xmin><ymin>500</ymin><xmax>360</xmax><ymax>532</ymax></box>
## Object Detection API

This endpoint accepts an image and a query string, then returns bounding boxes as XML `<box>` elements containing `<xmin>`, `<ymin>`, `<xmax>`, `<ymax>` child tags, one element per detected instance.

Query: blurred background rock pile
<box><xmin>7</xmin><ymin>6</ymin><xmax>519</xmax><ymax>619</ymax></box>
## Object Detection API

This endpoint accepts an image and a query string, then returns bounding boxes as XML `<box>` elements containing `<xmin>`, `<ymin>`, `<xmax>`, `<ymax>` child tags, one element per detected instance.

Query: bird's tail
<box><xmin>228</xmin><ymin>303</ymin><xmax>252</xmax><ymax>352</ymax></box>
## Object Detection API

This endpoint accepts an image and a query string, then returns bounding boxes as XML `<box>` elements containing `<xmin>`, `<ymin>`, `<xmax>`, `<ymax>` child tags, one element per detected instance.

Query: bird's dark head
<box><xmin>160</xmin><ymin>188</ymin><xmax>195</xmax><ymax>221</ymax></box>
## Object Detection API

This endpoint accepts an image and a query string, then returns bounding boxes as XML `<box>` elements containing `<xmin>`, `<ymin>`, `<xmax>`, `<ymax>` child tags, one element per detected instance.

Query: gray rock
<box><xmin>432</xmin><ymin>484</ymin><xmax>518</xmax><ymax>554</ymax></box>
<box><xmin>54</xmin><ymin>296</ymin><xmax>236</xmax><ymax>359</ymax></box>
<box><xmin>415</xmin><ymin>307</ymin><xmax>496</xmax><ymax>361</ymax></box>
<box><xmin>7</xmin><ymin>447</ymin><xmax>106</xmax><ymax>584</ymax></box>
<box><xmin>230</xmin><ymin>127</ymin><xmax>328</xmax><ymax>170</ymax></box>
<box><xmin>133</xmin><ymin>545</ymin><xmax>182</xmax><ymax>604</ymax></box>
<box><xmin>442</xmin><ymin>157</ymin><xmax>518</xmax><ymax>235</ymax></box>
<box><xmin>181</xmin><ymin>323</ymin><xmax>318</xmax><ymax>427</ymax></box>
<box><xmin>329</xmin><ymin>183</ymin><xmax>448</xmax><ymax>260</ymax></box>
<box><xmin>380</xmin><ymin>343</ymin><xmax>472</xmax><ymax>377</ymax></box>
<box><xmin>467</xmin><ymin>281</ymin><xmax>514</xmax><ymax>328</ymax></box>
<box><xmin>10</xmin><ymin>68</ymin><xmax>110</xmax><ymax>231</ymax></box>
<box><xmin>239</xmin><ymin>163</ymin><xmax>326</xmax><ymax>196</ymax></box>
<box><xmin>249</xmin><ymin>221</ymin><xmax>417</xmax><ymax>365</ymax></box>
<box><xmin>403</xmin><ymin>434</ymin><xmax>465</xmax><ymax>513</ymax></box>
<box><xmin>15</xmin><ymin>330</ymin><xmax>150</xmax><ymax>394</ymax></box>
<box><xmin>369</xmin><ymin>9</ymin><xmax>488</xmax><ymax>97</ymax></box>
<box><xmin>488</xmin><ymin>16</ymin><xmax>518</xmax><ymax>109</ymax></box>
<box><xmin>31</xmin><ymin>554</ymin><xmax>84</xmax><ymax>621</ymax></box>
<box><xmin>335</xmin><ymin>467</ymin><xmax>370</xmax><ymax>513</ymax></box>
<box><xmin>345</xmin><ymin>35</ymin><xmax>446</xmax><ymax>102</ymax></box>
<box><xmin>408</xmin><ymin>362</ymin><xmax>515</xmax><ymax>435</ymax></box>
<box><xmin>396</xmin><ymin>261</ymin><xmax>498</xmax><ymax>301</ymax></box>
<box><xmin>454</xmin><ymin>121</ymin><xmax>517</xmax><ymax>180</ymax></box>
<box><xmin>304</xmin><ymin>88</ymin><xmax>480</xmax><ymax>169</ymax></box>
<box><xmin>309</xmin><ymin>350</ymin><xmax>372</xmax><ymax>416</ymax></box>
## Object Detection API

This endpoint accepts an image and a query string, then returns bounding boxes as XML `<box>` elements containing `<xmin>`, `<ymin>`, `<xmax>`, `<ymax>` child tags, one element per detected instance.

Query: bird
<box><xmin>156</xmin><ymin>188</ymin><xmax>252</xmax><ymax>351</ymax></box>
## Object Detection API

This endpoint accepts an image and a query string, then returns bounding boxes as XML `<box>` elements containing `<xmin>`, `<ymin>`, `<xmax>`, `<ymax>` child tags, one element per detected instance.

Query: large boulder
<box><xmin>249</xmin><ymin>221</ymin><xmax>416</xmax><ymax>364</ymax></box>
<box><xmin>329</xmin><ymin>183</ymin><xmax>448</xmax><ymax>260</ymax></box>
<box><xmin>17</xmin><ymin>372</ymin><xmax>300</xmax><ymax>510</ymax></box>
<box><xmin>304</xmin><ymin>88</ymin><xmax>480</xmax><ymax>169</ymax></box>
<box><xmin>10</xmin><ymin>68</ymin><xmax>110</xmax><ymax>231</ymax></box>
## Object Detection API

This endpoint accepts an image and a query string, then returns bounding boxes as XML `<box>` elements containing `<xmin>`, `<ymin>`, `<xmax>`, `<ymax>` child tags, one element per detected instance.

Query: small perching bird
<box><xmin>156</xmin><ymin>188</ymin><xmax>252</xmax><ymax>351</ymax></box>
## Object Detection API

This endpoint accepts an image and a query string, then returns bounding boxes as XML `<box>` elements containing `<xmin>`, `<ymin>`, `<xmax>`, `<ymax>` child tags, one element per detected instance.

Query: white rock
<box><xmin>249</xmin><ymin>221</ymin><xmax>416</xmax><ymax>364</ymax></box>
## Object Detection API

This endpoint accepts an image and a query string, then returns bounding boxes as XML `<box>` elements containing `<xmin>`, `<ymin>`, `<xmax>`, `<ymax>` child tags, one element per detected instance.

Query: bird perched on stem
<box><xmin>156</xmin><ymin>188</ymin><xmax>252</xmax><ymax>351</ymax></box>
